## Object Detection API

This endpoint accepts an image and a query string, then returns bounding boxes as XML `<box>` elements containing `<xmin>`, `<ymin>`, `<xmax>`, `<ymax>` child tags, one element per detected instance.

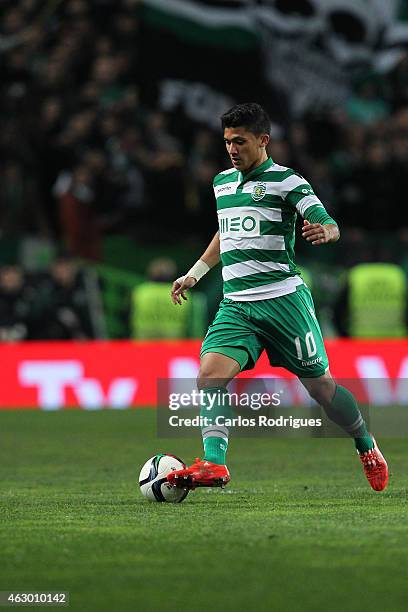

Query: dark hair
<box><xmin>221</xmin><ymin>102</ymin><xmax>271</xmax><ymax>136</ymax></box>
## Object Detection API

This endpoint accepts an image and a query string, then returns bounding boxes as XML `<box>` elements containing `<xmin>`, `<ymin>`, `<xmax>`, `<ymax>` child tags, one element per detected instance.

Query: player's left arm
<box><xmin>302</xmin><ymin>219</ymin><xmax>339</xmax><ymax>246</ymax></box>
<box><xmin>282</xmin><ymin>173</ymin><xmax>340</xmax><ymax>246</ymax></box>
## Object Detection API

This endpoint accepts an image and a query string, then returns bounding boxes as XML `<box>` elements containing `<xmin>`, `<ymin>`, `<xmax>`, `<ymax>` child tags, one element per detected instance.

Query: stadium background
<box><xmin>1</xmin><ymin>0</ymin><xmax>408</xmax><ymax>406</ymax></box>
<box><xmin>1</xmin><ymin>2</ymin><xmax>408</xmax><ymax>611</ymax></box>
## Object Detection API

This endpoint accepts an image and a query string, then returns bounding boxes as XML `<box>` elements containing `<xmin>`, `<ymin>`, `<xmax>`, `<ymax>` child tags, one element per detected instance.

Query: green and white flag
<box><xmin>141</xmin><ymin>0</ymin><xmax>256</xmax><ymax>49</ymax></box>
<box><xmin>141</xmin><ymin>0</ymin><xmax>408</xmax><ymax>118</ymax></box>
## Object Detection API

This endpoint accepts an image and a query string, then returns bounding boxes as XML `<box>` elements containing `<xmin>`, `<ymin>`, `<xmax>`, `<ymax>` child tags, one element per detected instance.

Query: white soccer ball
<box><xmin>139</xmin><ymin>454</ymin><xmax>189</xmax><ymax>503</ymax></box>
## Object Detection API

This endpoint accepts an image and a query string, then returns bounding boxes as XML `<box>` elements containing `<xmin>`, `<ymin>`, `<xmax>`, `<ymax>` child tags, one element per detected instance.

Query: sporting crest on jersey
<box><xmin>251</xmin><ymin>182</ymin><xmax>267</xmax><ymax>201</ymax></box>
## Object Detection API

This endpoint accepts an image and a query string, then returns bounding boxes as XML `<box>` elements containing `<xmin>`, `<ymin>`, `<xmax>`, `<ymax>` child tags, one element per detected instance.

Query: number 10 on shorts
<box><xmin>294</xmin><ymin>331</ymin><xmax>317</xmax><ymax>359</ymax></box>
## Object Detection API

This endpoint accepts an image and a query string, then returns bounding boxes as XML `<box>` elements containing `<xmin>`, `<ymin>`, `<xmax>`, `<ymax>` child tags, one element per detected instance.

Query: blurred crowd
<box><xmin>1</xmin><ymin>0</ymin><xmax>408</xmax><ymax>267</ymax></box>
<box><xmin>0</xmin><ymin>257</ymin><xmax>94</xmax><ymax>341</ymax></box>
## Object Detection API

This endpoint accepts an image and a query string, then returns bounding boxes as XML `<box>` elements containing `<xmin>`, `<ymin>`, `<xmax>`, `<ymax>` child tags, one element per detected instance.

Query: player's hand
<box><xmin>171</xmin><ymin>276</ymin><xmax>197</xmax><ymax>305</ymax></box>
<box><xmin>302</xmin><ymin>220</ymin><xmax>338</xmax><ymax>245</ymax></box>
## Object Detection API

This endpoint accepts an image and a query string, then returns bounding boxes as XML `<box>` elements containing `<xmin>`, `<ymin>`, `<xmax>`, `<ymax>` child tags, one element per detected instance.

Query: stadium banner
<box><xmin>140</xmin><ymin>0</ymin><xmax>408</xmax><ymax>119</ymax></box>
<box><xmin>0</xmin><ymin>339</ymin><xmax>407</xmax><ymax>410</ymax></box>
<box><xmin>138</xmin><ymin>0</ymin><xmax>278</xmax><ymax>128</ymax></box>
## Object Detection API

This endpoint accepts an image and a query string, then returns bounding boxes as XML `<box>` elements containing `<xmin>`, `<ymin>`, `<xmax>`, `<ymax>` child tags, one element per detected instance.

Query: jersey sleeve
<box><xmin>281</xmin><ymin>172</ymin><xmax>338</xmax><ymax>226</ymax></box>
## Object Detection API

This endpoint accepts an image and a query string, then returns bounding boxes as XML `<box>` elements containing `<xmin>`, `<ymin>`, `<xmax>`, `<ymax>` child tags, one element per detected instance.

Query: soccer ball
<box><xmin>139</xmin><ymin>454</ymin><xmax>189</xmax><ymax>503</ymax></box>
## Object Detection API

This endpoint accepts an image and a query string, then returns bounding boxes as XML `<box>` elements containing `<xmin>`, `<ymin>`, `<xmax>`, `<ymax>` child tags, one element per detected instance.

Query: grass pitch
<box><xmin>1</xmin><ymin>409</ymin><xmax>407</xmax><ymax>612</ymax></box>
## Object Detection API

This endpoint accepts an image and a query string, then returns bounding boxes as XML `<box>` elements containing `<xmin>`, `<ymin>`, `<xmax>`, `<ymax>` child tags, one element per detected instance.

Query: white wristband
<box><xmin>182</xmin><ymin>259</ymin><xmax>210</xmax><ymax>284</ymax></box>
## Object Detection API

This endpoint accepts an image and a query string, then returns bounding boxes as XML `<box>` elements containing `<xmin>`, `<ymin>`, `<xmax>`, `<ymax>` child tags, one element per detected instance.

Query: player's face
<box><xmin>224</xmin><ymin>127</ymin><xmax>269</xmax><ymax>172</ymax></box>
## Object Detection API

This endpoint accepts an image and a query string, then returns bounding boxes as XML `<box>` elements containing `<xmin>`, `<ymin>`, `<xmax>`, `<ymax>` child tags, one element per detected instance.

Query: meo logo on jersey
<box><xmin>219</xmin><ymin>212</ymin><xmax>260</xmax><ymax>237</ymax></box>
<box><xmin>251</xmin><ymin>182</ymin><xmax>267</xmax><ymax>201</ymax></box>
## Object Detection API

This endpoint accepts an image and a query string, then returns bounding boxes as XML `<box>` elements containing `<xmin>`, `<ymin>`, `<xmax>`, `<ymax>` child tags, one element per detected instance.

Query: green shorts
<box><xmin>200</xmin><ymin>284</ymin><xmax>329</xmax><ymax>378</ymax></box>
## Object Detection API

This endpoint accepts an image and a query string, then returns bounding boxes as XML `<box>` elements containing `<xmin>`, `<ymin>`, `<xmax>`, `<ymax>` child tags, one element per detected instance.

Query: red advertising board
<box><xmin>0</xmin><ymin>339</ymin><xmax>407</xmax><ymax>409</ymax></box>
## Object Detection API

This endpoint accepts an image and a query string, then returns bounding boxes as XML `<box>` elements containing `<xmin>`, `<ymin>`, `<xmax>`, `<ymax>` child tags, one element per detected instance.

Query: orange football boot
<box><xmin>167</xmin><ymin>458</ymin><xmax>230</xmax><ymax>490</ymax></box>
<box><xmin>359</xmin><ymin>436</ymin><xmax>389</xmax><ymax>491</ymax></box>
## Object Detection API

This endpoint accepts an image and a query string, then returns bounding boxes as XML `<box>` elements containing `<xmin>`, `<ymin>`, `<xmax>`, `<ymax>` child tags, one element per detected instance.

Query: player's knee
<box><xmin>197</xmin><ymin>353</ymin><xmax>240</xmax><ymax>389</ymax></box>
<box><xmin>306</xmin><ymin>378</ymin><xmax>335</xmax><ymax>408</ymax></box>
<box><xmin>196</xmin><ymin>365</ymin><xmax>225</xmax><ymax>390</ymax></box>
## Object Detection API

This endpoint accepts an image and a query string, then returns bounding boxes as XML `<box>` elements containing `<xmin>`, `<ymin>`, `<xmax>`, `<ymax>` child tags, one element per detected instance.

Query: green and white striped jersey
<box><xmin>213</xmin><ymin>157</ymin><xmax>337</xmax><ymax>301</ymax></box>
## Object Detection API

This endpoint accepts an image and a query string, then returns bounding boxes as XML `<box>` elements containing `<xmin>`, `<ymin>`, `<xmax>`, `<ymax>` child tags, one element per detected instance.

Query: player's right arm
<box><xmin>171</xmin><ymin>231</ymin><xmax>220</xmax><ymax>305</ymax></box>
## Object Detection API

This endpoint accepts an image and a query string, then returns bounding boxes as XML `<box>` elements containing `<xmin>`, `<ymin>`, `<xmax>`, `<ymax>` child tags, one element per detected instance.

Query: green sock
<box><xmin>200</xmin><ymin>387</ymin><xmax>231</xmax><ymax>465</ymax></box>
<box><xmin>203</xmin><ymin>436</ymin><xmax>228</xmax><ymax>466</ymax></box>
<box><xmin>326</xmin><ymin>385</ymin><xmax>374</xmax><ymax>454</ymax></box>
